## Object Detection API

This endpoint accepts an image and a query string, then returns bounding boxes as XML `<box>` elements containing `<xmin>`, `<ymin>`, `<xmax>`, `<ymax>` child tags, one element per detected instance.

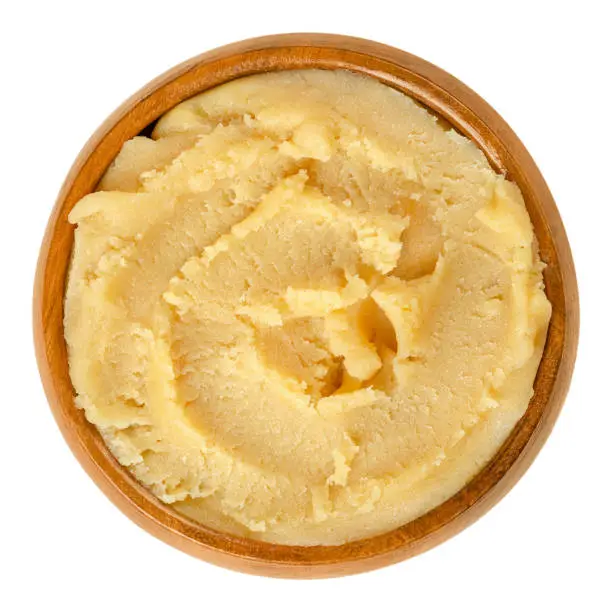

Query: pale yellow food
<box><xmin>64</xmin><ymin>70</ymin><xmax>551</xmax><ymax>545</ymax></box>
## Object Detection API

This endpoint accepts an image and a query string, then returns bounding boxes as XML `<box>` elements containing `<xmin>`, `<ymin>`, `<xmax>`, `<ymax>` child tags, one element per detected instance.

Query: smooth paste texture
<box><xmin>64</xmin><ymin>70</ymin><xmax>551</xmax><ymax>545</ymax></box>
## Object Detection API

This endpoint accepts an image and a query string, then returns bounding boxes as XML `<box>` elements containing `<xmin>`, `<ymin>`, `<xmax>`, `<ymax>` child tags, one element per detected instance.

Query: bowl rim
<box><xmin>33</xmin><ymin>33</ymin><xmax>579</xmax><ymax>578</ymax></box>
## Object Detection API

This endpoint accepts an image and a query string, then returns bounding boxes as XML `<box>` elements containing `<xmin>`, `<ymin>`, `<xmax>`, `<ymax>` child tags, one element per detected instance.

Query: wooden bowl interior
<box><xmin>33</xmin><ymin>34</ymin><xmax>578</xmax><ymax>578</ymax></box>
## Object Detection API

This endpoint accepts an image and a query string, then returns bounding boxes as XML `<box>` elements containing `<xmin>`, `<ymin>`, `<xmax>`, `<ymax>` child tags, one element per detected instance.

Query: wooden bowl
<box><xmin>33</xmin><ymin>33</ymin><xmax>579</xmax><ymax>578</ymax></box>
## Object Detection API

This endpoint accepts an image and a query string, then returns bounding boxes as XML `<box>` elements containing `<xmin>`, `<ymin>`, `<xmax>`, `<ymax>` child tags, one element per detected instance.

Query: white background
<box><xmin>2</xmin><ymin>1</ymin><xmax>610</xmax><ymax>610</ymax></box>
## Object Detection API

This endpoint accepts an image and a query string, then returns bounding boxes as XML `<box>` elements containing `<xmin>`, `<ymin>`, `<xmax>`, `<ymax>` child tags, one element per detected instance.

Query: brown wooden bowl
<box><xmin>33</xmin><ymin>33</ymin><xmax>579</xmax><ymax>578</ymax></box>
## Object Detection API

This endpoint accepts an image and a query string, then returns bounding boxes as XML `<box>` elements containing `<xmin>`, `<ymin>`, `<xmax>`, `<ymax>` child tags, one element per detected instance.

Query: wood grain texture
<box><xmin>33</xmin><ymin>33</ymin><xmax>579</xmax><ymax>578</ymax></box>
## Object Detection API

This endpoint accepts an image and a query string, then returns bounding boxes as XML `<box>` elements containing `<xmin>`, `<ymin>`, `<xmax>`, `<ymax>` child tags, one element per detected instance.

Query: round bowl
<box><xmin>33</xmin><ymin>33</ymin><xmax>579</xmax><ymax>578</ymax></box>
